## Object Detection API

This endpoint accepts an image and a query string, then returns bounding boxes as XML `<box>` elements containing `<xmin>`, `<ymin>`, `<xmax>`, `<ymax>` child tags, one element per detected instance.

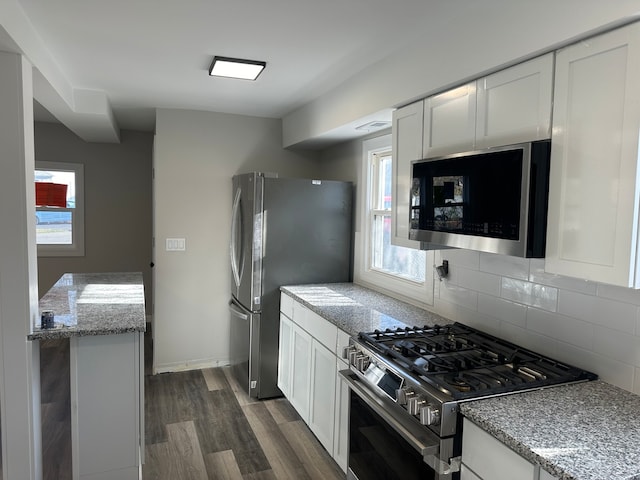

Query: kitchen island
<box><xmin>281</xmin><ymin>282</ymin><xmax>640</xmax><ymax>480</ymax></box>
<box><xmin>29</xmin><ymin>272</ymin><xmax>146</xmax><ymax>480</ymax></box>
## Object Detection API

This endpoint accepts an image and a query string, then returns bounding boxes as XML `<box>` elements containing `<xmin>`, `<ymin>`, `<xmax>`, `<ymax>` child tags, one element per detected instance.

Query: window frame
<box><xmin>35</xmin><ymin>161</ymin><xmax>85</xmax><ymax>257</ymax></box>
<box><xmin>355</xmin><ymin>135</ymin><xmax>434</xmax><ymax>305</ymax></box>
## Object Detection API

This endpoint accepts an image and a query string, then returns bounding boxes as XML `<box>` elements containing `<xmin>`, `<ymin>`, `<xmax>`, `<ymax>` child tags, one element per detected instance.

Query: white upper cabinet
<box><xmin>423</xmin><ymin>83</ymin><xmax>476</xmax><ymax>158</ymax></box>
<box><xmin>545</xmin><ymin>22</ymin><xmax>640</xmax><ymax>288</ymax></box>
<box><xmin>421</xmin><ymin>55</ymin><xmax>553</xmax><ymax>158</ymax></box>
<box><xmin>475</xmin><ymin>53</ymin><xmax>553</xmax><ymax>148</ymax></box>
<box><xmin>391</xmin><ymin>100</ymin><xmax>423</xmax><ymax>248</ymax></box>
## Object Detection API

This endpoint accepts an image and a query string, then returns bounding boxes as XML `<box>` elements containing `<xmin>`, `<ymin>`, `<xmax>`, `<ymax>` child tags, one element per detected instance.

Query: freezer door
<box><xmin>230</xmin><ymin>173</ymin><xmax>263</xmax><ymax>311</ymax></box>
<box><xmin>228</xmin><ymin>298</ymin><xmax>260</xmax><ymax>398</ymax></box>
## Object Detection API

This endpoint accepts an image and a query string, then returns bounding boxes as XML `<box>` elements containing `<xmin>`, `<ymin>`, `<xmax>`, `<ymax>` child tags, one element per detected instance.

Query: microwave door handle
<box><xmin>230</xmin><ymin>187</ymin><xmax>243</xmax><ymax>288</ymax></box>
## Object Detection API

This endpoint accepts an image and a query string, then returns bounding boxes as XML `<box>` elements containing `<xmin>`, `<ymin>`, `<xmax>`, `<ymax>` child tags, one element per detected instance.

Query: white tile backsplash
<box><xmin>478</xmin><ymin>294</ymin><xmax>527</xmax><ymax>328</ymax></box>
<box><xmin>479</xmin><ymin>252</ymin><xmax>530</xmax><ymax>280</ymax></box>
<box><xmin>501</xmin><ymin>278</ymin><xmax>558</xmax><ymax>312</ymax></box>
<box><xmin>438</xmin><ymin>249</ymin><xmax>480</xmax><ymax>270</ymax></box>
<box><xmin>438</xmin><ymin>282</ymin><xmax>478</xmax><ymax>311</ymax></box>
<box><xmin>597</xmin><ymin>282</ymin><xmax>640</xmax><ymax>306</ymax></box>
<box><xmin>558</xmin><ymin>290</ymin><xmax>636</xmax><ymax>334</ymax></box>
<box><xmin>529</xmin><ymin>259</ymin><xmax>598</xmax><ymax>295</ymax></box>
<box><xmin>456</xmin><ymin>268</ymin><xmax>501</xmax><ymax>297</ymax></box>
<box><xmin>526</xmin><ymin>308</ymin><xmax>594</xmax><ymax>351</ymax></box>
<box><xmin>427</xmin><ymin>253</ymin><xmax>640</xmax><ymax>394</ymax></box>
<box><xmin>592</xmin><ymin>325</ymin><xmax>640</xmax><ymax>367</ymax></box>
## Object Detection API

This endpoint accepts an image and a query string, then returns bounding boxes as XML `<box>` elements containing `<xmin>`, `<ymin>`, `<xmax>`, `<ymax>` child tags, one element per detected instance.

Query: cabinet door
<box><xmin>423</xmin><ymin>83</ymin><xmax>476</xmax><ymax>158</ymax></box>
<box><xmin>289</xmin><ymin>324</ymin><xmax>312</xmax><ymax>422</ymax></box>
<box><xmin>277</xmin><ymin>313</ymin><xmax>293</xmax><ymax>398</ymax></box>
<box><xmin>333</xmin><ymin>358</ymin><xmax>349</xmax><ymax>472</ymax></box>
<box><xmin>391</xmin><ymin>101</ymin><xmax>423</xmax><ymax>248</ymax></box>
<box><xmin>475</xmin><ymin>53</ymin><xmax>553</xmax><ymax>148</ymax></box>
<box><xmin>462</xmin><ymin>419</ymin><xmax>536</xmax><ymax>480</ymax></box>
<box><xmin>545</xmin><ymin>23</ymin><xmax>640</xmax><ymax>287</ymax></box>
<box><xmin>308</xmin><ymin>340</ymin><xmax>337</xmax><ymax>453</ymax></box>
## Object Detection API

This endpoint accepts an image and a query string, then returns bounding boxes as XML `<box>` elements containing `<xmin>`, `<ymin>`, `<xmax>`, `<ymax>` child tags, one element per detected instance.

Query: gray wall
<box><xmin>35</xmin><ymin>122</ymin><xmax>153</xmax><ymax>308</ymax></box>
<box><xmin>152</xmin><ymin>108</ymin><xmax>321</xmax><ymax>372</ymax></box>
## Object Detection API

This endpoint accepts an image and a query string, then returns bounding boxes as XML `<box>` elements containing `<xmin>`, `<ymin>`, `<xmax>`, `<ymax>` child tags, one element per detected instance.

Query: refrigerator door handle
<box><xmin>229</xmin><ymin>299</ymin><xmax>249</xmax><ymax>320</ymax></box>
<box><xmin>230</xmin><ymin>187</ymin><xmax>243</xmax><ymax>288</ymax></box>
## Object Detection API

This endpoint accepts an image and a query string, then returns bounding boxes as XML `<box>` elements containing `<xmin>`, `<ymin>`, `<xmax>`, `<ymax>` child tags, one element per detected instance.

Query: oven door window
<box><xmin>349</xmin><ymin>390</ymin><xmax>435</xmax><ymax>480</ymax></box>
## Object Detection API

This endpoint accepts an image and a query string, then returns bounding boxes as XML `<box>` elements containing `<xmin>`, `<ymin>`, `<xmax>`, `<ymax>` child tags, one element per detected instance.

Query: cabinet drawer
<box><xmin>280</xmin><ymin>292</ymin><xmax>294</xmax><ymax>318</ymax></box>
<box><xmin>293</xmin><ymin>301</ymin><xmax>337</xmax><ymax>351</ymax></box>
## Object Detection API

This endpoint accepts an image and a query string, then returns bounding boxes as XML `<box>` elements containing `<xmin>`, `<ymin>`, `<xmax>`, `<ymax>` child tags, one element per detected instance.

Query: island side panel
<box><xmin>70</xmin><ymin>332</ymin><xmax>142</xmax><ymax>480</ymax></box>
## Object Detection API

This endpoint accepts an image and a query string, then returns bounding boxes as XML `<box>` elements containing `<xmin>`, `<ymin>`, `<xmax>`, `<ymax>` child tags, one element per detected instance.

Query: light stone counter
<box><xmin>281</xmin><ymin>282</ymin><xmax>452</xmax><ymax>335</ymax></box>
<box><xmin>28</xmin><ymin>272</ymin><xmax>146</xmax><ymax>340</ymax></box>
<box><xmin>460</xmin><ymin>380</ymin><xmax>640</xmax><ymax>480</ymax></box>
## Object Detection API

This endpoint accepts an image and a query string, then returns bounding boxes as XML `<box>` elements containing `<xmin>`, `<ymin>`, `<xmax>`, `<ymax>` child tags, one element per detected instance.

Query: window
<box><xmin>356</xmin><ymin>135</ymin><xmax>433</xmax><ymax>304</ymax></box>
<box><xmin>35</xmin><ymin>161</ymin><xmax>84</xmax><ymax>256</ymax></box>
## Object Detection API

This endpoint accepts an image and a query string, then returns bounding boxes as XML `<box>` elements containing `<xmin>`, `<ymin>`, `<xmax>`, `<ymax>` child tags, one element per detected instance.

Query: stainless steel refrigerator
<box><xmin>229</xmin><ymin>172</ymin><xmax>353</xmax><ymax>399</ymax></box>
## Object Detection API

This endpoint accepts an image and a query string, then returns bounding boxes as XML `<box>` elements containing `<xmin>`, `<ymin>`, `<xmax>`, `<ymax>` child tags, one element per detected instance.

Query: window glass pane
<box><xmin>380</xmin><ymin>155</ymin><xmax>393</xmax><ymax>210</ymax></box>
<box><xmin>35</xmin><ymin>168</ymin><xmax>76</xmax><ymax>246</ymax></box>
<box><xmin>372</xmin><ymin>213</ymin><xmax>425</xmax><ymax>282</ymax></box>
<box><xmin>36</xmin><ymin>212</ymin><xmax>73</xmax><ymax>244</ymax></box>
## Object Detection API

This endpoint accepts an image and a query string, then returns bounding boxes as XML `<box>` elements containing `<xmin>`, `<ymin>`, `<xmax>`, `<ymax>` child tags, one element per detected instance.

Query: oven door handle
<box><xmin>340</xmin><ymin>369</ymin><xmax>460</xmax><ymax>475</ymax></box>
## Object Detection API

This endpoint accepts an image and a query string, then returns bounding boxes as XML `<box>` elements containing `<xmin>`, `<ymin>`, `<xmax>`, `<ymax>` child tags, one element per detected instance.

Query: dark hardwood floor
<box><xmin>40</xmin><ymin>329</ymin><xmax>344</xmax><ymax>480</ymax></box>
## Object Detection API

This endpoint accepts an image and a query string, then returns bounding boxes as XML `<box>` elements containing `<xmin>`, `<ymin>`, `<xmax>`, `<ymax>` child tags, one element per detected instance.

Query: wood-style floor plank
<box><xmin>241</xmin><ymin>402</ymin><xmax>311</xmax><ymax>480</ymax></box>
<box><xmin>166</xmin><ymin>421</ymin><xmax>209</xmax><ymax>480</ymax></box>
<box><xmin>203</xmin><ymin>450</ymin><xmax>243</xmax><ymax>480</ymax></box>
<box><xmin>278</xmin><ymin>421</ymin><xmax>344</xmax><ymax>480</ymax></box>
<box><xmin>201</xmin><ymin>368</ymin><xmax>228</xmax><ymax>392</ymax></box>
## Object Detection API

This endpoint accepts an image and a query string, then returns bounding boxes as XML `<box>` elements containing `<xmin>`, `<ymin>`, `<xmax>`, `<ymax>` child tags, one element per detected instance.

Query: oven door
<box><xmin>340</xmin><ymin>370</ymin><xmax>459</xmax><ymax>480</ymax></box>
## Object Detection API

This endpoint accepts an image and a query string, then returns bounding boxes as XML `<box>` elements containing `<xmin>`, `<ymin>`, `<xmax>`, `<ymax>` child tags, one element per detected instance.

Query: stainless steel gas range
<box><xmin>339</xmin><ymin>322</ymin><xmax>597</xmax><ymax>480</ymax></box>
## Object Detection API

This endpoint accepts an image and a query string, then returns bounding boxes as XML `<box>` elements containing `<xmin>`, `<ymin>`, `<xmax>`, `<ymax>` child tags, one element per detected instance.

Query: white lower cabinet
<box><xmin>462</xmin><ymin>419</ymin><xmax>558</xmax><ymax>480</ymax></box>
<box><xmin>289</xmin><ymin>323</ymin><xmax>312</xmax><ymax>421</ymax></box>
<box><xmin>279</xmin><ymin>293</ymin><xmax>349</xmax><ymax>469</ymax></box>
<box><xmin>308</xmin><ymin>339</ymin><xmax>337</xmax><ymax>451</ymax></box>
<box><xmin>277</xmin><ymin>313</ymin><xmax>293</xmax><ymax>397</ymax></box>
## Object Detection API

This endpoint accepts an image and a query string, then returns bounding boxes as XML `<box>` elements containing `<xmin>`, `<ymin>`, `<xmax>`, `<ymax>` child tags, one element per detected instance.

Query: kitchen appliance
<box><xmin>409</xmin><ymin>140</ymin><xmax>551</xmax><ymax>257</ymax></box>
<box><xmin>229</xmin><ymin>172</ymin><xmax>352</xmax><ymax>399</ymax></box>
<box><xmin>340</xmin><ymin>321</ymin><xmax>597</xmax><ymax>479</ymax></box>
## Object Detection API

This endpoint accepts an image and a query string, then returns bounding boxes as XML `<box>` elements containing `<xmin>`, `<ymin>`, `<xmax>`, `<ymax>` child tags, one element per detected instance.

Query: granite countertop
<box><xmin>28</xmin><ymin>272</ymin><xmax>146</xmax><ymax>340</ymax></box>
<box><xmin>460</xmin><ymin>380</ymin><xmax>640</xmax><ymax>480</ymax></box>
<box><xmin>280</xmin><ymin>283</ymin><xmax>452</xmax><ymax>335</ymax></box>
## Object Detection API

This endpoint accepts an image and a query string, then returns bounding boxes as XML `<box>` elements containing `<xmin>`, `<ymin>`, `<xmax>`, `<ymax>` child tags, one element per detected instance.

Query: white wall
<box><xmin>283</xmin><ymin>1</ymin><xmax>640</xmax><ymax>147</ymax></box>
<box><xmin>153</xmin><ymin>108</ymin><xmax>321</xmax><ymax>372</ymax></box>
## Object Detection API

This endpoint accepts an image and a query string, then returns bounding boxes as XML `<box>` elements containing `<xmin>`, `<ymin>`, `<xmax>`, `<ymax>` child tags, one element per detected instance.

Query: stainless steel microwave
<box><xmin>409</xmin><ymin>140</ymin><xmax>551</xmax><ymax>258</ymax></box>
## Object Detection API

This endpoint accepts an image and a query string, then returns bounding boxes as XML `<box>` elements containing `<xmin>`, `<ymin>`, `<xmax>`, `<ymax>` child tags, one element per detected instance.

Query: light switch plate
<box><xmin>166</xmin><ymin>238</ymin><xmax>186</xmax><ymax>251</ymax></box>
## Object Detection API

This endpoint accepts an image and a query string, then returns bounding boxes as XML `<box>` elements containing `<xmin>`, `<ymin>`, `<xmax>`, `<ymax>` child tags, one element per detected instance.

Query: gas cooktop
<box><xmin>358</xmin><ymin>322</ymin><xmax>597</xmax><ymax>400</ymax></box>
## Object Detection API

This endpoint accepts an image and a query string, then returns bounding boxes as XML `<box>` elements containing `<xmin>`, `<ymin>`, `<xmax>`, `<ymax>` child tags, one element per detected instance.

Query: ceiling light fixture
<box><xmin>209</xmin><ymin>56</ymin><xmax>266</xmax><ymax>81</ymax></box>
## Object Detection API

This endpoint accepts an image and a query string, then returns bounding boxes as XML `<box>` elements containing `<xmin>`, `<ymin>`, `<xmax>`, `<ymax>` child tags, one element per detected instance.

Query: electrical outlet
<box><xmin>166</xmin><ymin>238</ymin><xmax>186</xmax><ymax>251</ymax></box>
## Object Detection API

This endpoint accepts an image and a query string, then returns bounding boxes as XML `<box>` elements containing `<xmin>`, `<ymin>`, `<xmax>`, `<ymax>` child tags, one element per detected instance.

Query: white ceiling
<box><xmin>10</xmin><ymin>0</ymin><xmax>439</xmax><ymax>136</ymax></box>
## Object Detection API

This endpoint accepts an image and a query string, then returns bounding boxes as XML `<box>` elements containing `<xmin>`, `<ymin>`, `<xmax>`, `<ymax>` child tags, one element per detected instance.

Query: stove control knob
<box><xmin>349</xmin><ymin>350</ymin><xmax>360</xmax><ymax>366</ymax></box>
<box><xmin>407</xmin><ymin>397</ymin><xmax>426</xmax><ymax>416</ymax></box>
<box><xmin>395</xmin><ymin>387</ymin><xmax>414</xmax><ymax>405</ymax></box>
<box><xmin>342</xmin><ymin>345</ymin><xmax>356</xmax><ymax>361</ymax></box>
<box><xmin>419</xmin><ymin>405</ymin><xmax>441</xmax><ymax>426</ymax></box>
<box><xmin>355</xmin><ymin>354</ymin><xmax>370</xmax><ymax>372</ymax></box>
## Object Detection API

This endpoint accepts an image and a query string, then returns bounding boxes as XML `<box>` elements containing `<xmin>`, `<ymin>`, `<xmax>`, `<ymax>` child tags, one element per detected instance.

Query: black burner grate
<box><xmin>359</xmin><ymin>322</ymin><xmax>597</xmax><ymax>399</ymax></box>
